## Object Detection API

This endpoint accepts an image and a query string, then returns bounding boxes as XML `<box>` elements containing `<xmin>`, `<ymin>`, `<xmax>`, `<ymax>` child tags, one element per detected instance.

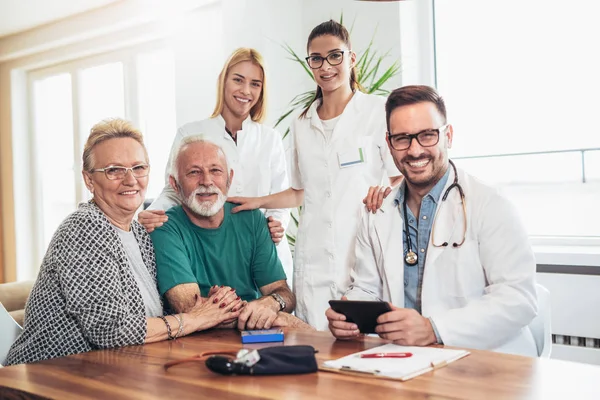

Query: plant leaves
<box><xmin>369</xmin><ymin>61</ymin><xmax>400</xmax><ymax>93</ymax></box>
<box><xmin>281</xmin><ymin>42</ymin><xmax>314</xmax><ymax>81</ymax></box>
<box><xmin>274</xmin><ymin>108</ymin><xmax>295</xmax><ymax>128</ymax></box>
<box><xmin>286</xmin><ymin>233</ymin><xmax>296</xmax><ymax>245</ymax></box>
<box><xmin>290</xmin><ymin>211</ymin><xmax>299</xmax><ymax>227</ymax></box>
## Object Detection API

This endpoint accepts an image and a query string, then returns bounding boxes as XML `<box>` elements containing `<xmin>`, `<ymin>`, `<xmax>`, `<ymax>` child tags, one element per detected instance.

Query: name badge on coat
<box><xmin>338</xmin><ymin>147</ymin><xmax>366</xmax><ymax>168</ymax></box>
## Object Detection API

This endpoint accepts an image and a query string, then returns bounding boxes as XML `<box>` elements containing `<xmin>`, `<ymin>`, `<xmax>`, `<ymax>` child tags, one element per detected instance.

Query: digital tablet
<box><xmin>328</xmin><ymin>300</ymin><xmax>392</xmax><ymax>334</ymax></box>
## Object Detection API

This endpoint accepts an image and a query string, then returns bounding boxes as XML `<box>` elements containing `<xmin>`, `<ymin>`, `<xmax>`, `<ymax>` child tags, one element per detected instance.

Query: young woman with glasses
<box><xmin>229</xmin><ymin>20</ymin><xmax>402</xmax><ymax>330</ymax></box>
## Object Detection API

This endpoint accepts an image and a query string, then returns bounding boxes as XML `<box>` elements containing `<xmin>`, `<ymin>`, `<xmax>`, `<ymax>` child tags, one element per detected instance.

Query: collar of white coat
<box><xmin>306</xmin><ymin>90</ymin><xmax>364</xmax><ymax>130</ymax></box>
<box><xmin>378</xmin><ymin>163</ymin><xmax>463</xmax><ymax>216</ymax></box>
<box><xmin>215</xmin><ymin>113</ymin><xmax>253</xmax><ymax>132</ymax></box>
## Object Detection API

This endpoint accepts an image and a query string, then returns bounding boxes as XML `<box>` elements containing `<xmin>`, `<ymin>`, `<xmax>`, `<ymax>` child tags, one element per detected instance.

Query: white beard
<box><xmin>184</xmin><ymin>185</ymin><xmax>227</xmax><ymax>217</ymax></box>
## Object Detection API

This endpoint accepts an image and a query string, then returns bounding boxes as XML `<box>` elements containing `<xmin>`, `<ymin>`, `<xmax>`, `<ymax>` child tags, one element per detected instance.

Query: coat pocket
<box><xmin>437</xmin><ymin>240</ymin><xmax>486</xmax><ymax>298</ymax></box>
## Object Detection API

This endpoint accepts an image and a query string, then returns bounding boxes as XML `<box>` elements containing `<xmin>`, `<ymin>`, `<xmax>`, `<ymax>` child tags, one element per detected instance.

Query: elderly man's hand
<box><xmin>374</xmin><ymin>306</ymin><xmax>437</xmax><ymax>346</ymax></box>
<box><xmin>138</xmin><ymin>209</ymin><xmax>168</xmax><ymax>232</ymax></box>
<box><xmin>272</xmin><ymin>312</ymin><xmax>315</xmax><ymax>331</ymax></box>
<box><xmin>267</xmin><ymin>216</ymin><xmax>284</xmax><ymax>244</ymax></box>
<box><xmin>237</xmin><ymin>295</ymin><xmax>280</xmax><ymax>330</ymax></box>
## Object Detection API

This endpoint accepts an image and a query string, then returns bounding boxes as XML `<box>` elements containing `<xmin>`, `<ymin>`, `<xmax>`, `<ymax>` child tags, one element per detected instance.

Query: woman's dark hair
<box><xmin>385</xmin><ymin>85</ymin><xmax>447</xmax><ymax>133</ymax></box>
<box><xmin>300</xmin><ymin>20</ymin><xmax>363</xmax><ymax>118</ymax></box>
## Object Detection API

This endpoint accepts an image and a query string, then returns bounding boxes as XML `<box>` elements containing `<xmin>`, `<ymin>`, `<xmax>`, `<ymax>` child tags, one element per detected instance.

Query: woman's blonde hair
<box><xmin>211</xmin><ymin>48</ymin><xmax>268</xmax><ymax>123</ymax></box>
<box><xmin>82</xmin><ymin>118</ymin><xmax>147</xmax><ymax>171</ymax></box>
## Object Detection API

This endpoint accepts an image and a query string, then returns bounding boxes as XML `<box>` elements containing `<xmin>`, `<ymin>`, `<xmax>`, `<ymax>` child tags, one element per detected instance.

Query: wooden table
<box><xmin>1</xmin><ymin>329</ymin><xmax>599</xmax><ymax>399</ymax></box>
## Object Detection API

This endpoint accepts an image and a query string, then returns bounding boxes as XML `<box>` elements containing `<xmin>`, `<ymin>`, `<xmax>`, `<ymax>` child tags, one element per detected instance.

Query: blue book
<box><xmin>241</xmin><ymin>329</ymin><xmax>284</xmax><ymax>344</ymax></box>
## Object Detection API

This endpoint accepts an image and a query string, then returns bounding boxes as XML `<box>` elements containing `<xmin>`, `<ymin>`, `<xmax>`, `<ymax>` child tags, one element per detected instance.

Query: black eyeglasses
<box><xmin>305</xmin><ymin>50</ymin><xmax>348</xmax><ymax>69</ymax></box>
<box><xmin>387</xmin><ymin>124</ymin><xmax>449</xmax><ymax>151</ymax></box>
<box><xmin>90</xmin><ymin>164</ymin><xmax>150</xmax><ymax>180</ymax></box>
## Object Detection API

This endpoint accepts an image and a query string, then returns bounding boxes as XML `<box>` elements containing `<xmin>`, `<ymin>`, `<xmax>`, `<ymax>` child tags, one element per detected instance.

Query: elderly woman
<box><xmin>4</xmin><ymin>119</ymin><xmax>242</xmax><ymax>365</ymax></box>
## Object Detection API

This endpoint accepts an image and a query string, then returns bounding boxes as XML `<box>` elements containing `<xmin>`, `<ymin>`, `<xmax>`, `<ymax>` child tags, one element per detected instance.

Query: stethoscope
<box><xmin>402</xmin><ymin>160</ymin><xmax>467</xmax><ymax>266</ymax></box>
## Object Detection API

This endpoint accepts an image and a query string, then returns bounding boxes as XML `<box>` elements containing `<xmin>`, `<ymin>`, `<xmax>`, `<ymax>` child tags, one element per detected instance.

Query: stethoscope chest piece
<box><xmin>405</xmin><ymin>250</ymin><xmax>418</xmax><ymax>266</ymax></box>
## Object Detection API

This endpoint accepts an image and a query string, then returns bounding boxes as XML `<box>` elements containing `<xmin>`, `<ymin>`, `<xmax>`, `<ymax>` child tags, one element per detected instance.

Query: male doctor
<box><xmin>326</xmin><ymin>85</ymin><xmax>539</xmax><ymax>356</ymax></box>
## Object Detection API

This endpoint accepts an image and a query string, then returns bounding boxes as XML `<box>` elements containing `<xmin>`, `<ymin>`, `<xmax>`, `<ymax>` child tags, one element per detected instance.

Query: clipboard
<box><xmin>320</xmin><ymin>344</ymin><xmax>470</xmax><ymax>382</ymax></box>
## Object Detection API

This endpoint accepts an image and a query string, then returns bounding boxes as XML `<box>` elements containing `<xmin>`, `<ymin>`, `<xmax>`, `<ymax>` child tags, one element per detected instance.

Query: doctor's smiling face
<box><xmin>222</xmin><ymin>60</ymin><xmax>263</xmax><ymax>120</ymax></box>
<box><xmin>387</xmin><ymin>101</ymin><xmax>453</xmax><ymax>191</ymax></box>
<box><xmin>307</xmin><ymin>34</ymin><xmax>356</xmax><ymax>94</ymax></box>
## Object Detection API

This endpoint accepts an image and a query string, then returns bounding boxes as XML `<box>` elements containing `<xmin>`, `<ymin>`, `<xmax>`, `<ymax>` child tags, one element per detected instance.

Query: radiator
<box><xmin>536</xmin><ymin>272</ymin><xmax>600</xmax><ymax>365</ymax></box>
<box><xmin>551</xmin><ymin>338</ymin><xmax>600</xmax><ymax>365</ymax></box>
<box><xmin>553</xmin><ymin>335</ymin><xmax>600</xmax><ymax>348</ymax></box>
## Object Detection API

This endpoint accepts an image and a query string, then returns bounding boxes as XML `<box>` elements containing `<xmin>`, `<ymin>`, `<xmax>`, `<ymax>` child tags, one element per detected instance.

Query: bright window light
<box><xmin>79</xmin><ymin>62</ymin><xmax>126</xmax><ymax>139</ymax></box>
<box><xmin>32</xmin><ymin>73</ymin><xmax>76</xmax><ymax>249</ymax></box>
<box><xmin>435</xmin><ymin>0</ymin><xmax>600</xmax><ymax>238</ymax></box>
<box><xmin>136</xmin><ymin>49</ymin><xmax>177</xmax><ymax>201</ymax></box>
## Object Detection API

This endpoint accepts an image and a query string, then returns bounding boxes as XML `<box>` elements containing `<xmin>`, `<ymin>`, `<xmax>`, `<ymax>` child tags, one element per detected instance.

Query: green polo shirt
<box><xmin>150</xmin><ymin>203</ymin><xmax>286</xmax><ymax>302</ymax></box>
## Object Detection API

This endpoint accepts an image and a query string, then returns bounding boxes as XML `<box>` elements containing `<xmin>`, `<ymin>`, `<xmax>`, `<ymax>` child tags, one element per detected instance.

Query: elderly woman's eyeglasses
<box><xmin>90</xmin><ymin>164</ymin><xmax>150</xmax><ymax>180</ymax></box>
<box><xmin>305</xmin><ymin>50</ymin><xmax>348</xmax><ymax>69</ymax></box>
<box><xmin>388</xmin><ymin>124</ymin><xmax>449</xmax><ymax>151</ymax></box>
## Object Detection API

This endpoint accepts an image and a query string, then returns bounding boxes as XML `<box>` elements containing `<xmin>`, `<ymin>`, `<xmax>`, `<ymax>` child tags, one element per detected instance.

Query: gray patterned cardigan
<box><xmin>5</xmin><ymin>202</ymin><xmax>157</xmax><ymax>365</ymax></box>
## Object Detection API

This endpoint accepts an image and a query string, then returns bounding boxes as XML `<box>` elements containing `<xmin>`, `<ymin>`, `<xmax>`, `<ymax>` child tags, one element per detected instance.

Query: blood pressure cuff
<box><xmin>205</xmin><ymin>345</ymin><xmax>318</xmax><ymax>376</ymax></box>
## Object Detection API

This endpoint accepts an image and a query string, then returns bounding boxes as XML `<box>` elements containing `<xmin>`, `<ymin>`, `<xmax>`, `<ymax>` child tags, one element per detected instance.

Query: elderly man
<box><xmin>326</xmin><ymin>85</ymin><xmax>538</xmax><ymax>356</ymax></box>
<box><xmin>151</xmin><ymin>135</ymin><xmax>301</xmax><ymax>330</ymax></box>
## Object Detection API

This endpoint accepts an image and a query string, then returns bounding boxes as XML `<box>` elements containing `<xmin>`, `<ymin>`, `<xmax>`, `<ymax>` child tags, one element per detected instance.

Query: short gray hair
<box><xmin>169</xmin><ymin>134</ymin><xmax>231</xmax><ymax>182</ymax></box>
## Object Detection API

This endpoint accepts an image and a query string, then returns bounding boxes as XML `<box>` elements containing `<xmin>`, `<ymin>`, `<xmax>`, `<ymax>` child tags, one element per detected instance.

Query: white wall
<box><xmin>171</xmin><ymin>2</ymin><xmax>225</xmax><ymax>127</ymax></box>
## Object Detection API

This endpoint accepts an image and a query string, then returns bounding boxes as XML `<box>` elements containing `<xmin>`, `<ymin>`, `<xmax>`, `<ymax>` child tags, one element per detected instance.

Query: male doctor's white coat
<box><xmin>345</xmin><ymin>166</ymin><xmax>539</xmax><ymax>356</ymax></box>
<box><xmin>290</xmin><ymin>91</ymin><xmax>400</xmax><ymax>330</ymax></box>
<box><xmin>148</xmin><ymin>115</ymin><xmax>294</xmax><ymax>283</ymax></box>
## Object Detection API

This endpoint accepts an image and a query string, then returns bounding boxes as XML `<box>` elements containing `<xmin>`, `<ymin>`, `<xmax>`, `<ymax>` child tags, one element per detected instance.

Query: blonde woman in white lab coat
<box><xmin>229</xmin><ymin>21</ymin><xmax>402</xmax><ymax>330</ymax></box>
<box><xmin>138</xmin><ymin>48</ymin><xmax>293</xmax><ymax>282</ymax></box>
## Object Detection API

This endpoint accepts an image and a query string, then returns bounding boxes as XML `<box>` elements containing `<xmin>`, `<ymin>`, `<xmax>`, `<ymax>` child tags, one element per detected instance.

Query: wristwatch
<box><xmin>270</xmin><ymin>293</ymin><xmax>286</xmax><ymax>311</ymax></box>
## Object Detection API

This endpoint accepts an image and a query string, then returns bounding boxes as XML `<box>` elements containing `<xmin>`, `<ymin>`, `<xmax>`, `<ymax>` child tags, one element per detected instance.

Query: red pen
<box><xmin>360</xmin><ymin>352</ymin><xmax>413</xmax><ymax>359</ymax></box>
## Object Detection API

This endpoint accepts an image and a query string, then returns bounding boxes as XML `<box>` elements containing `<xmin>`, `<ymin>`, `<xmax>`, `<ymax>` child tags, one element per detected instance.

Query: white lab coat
<box><xmin>346</xmin><ymin>166</ymin><xmax>539</xmax><ymax>356</ymax></box>
<box><xmin>290</xmin><ymin>91</ymin><xmax>400</xmax><ymax>330</ymax></box>
<box><xmin>148</xmin><ymin>115</ymin><xmax>294</xmax><ymax>284</ymax></box>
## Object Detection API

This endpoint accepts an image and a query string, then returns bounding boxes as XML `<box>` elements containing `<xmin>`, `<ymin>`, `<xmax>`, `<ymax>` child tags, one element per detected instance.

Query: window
<box><xmin>434</xmin><ymin>0</ymin><xmax>600</xmax><ymax>238</ymax></box>
<box><xmin>26</xmin><ymin>46</ymin><xmax>176</xmax><ymax>263</ymax></box>
<box><xmin>32</xmin><ymin>74</ymin><xmax>76</xmax><ymax>248</ymax></box>
<box><xmin>136</xmin><ymin>49</ymin><xmax>177</xmax><ymax>199</ymax></box>
<box><xmin>79</xmin><ymin>62</ymin><xmax>126</xmax><ymax>148</ymax></box>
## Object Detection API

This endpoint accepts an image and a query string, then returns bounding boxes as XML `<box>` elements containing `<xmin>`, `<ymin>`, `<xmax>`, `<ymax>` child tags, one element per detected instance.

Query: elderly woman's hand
<box><xmin>138</xmin><ymin>209</ymin><xmax>168</xmax><ymax>232</ymax></box>
<box><xmin>187</xmin><ymin>286</ymin><xmax>244</xmax><ymax>332</ymax></box>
